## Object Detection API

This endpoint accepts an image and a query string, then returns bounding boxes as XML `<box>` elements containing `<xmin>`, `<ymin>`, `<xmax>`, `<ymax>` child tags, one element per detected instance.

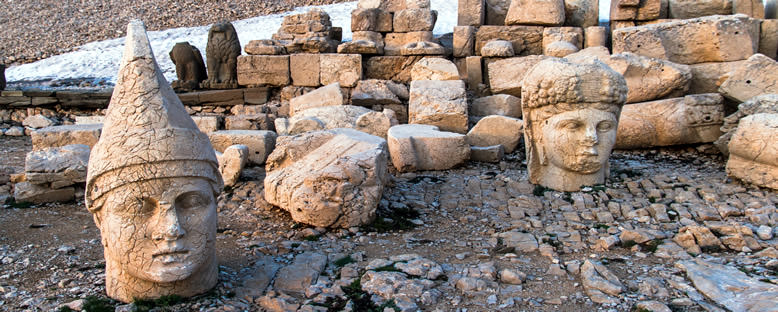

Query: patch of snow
<box><xmin>6</xmin><ymin>0</ymin><xmax>458</xmax><ymax>85</ymax></box>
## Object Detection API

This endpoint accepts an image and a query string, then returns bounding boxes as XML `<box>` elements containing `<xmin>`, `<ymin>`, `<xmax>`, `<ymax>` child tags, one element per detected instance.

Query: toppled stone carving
<box><xmin>616</xmin><ymin>94</ymin><xmax>725</xmax><ymax>149</ymax></box>
<box><xmin>521</xmin><ymin>58</ymin><xmax>627</xmax><ymax>192</ymax></box>
<box><xmin>169</xmin><ymin>42</ymin><xmax>207</xmax><ymax>91</ymax></box>
<box><xmin>85</xmin><ymin>20</ymin><xmax>223</xmax><ymax>302</ymax></box>
<box><xmin>202</xmin><ymin>22</ymin><xmax>241</xmax><ymax>89</ymax></box>
<box><xmin>726</xmin><ymin>113</ymin><xmax>778</xmax><ymax>190</ymax></box>
<box><xmin>275</xmin><ymin>105</ymin><xmax>395</xmax><ymax>138</ymax></box>
<box><xmin>715</xmin><ymin>94</ymin><xmax>778</xmax><ymax>155</ymax></box>
<box><xmin>264</xmin><ymin>128</ymin><xmax>388</xmax><ymax>228</ymax></box>
<box><xmin>466</xmin><ymin>115</ymin><xmax>524</xmax><ymax>153</ymax></box>
<box><xmin>216</xmin><ymin>145</ymin><xmax>248</xmax><ymax>187</ymax></box>
<box><xmin>387</xmin><ymin>124</ymin><xmax>470</xmax><ymax>172</ymax></box>
<box><xmin>604</xmin><ymin>53</ymin><xmax>691</xmax><ymax>103</ymax></box>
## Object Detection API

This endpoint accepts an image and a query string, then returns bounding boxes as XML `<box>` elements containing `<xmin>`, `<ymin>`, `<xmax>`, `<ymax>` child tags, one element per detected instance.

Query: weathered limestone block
<box><xmin>458</xmin><ymin>0</ymin><xmax>486</xmax><ymax>26</ymax></box>
<box><xmin>715</xmin><ymin>94</ymin><xmax>778</xmax><ymax>155</ymax></box>
<box><xmin>169</xmin><ymin>42</ymin><xmax>207</xmax><ymax>91</ymax></box>
<box><xmin>192</xmin><ymin>116</ymin><xmax>221</xmax><ymax>134</ymax></box>
<box><xmin>225</xmin><ymin>114</ymin><xmax>274</xmax><ymax>131</ymax></box>
<box><xmin>475</xmin><ymin>26</ymin><xmax>544</xmax><ymax>56</ymax></box>
<box><xmin>352</xmin><ymin>8</ymin><xmax>392</xmax><ymax>32</ymax></box>
<box><xmin>411</xmin><ymin>58</ymin><xmax>460</xmax><ymax>81</ymax></box>
<box><xmin>358</xmin><ymin>0</ymin><xmax>408</xmax><ymax>12</ymax></box>
<box><xmin>734</xmin><ymin>0</ymin><xmax>766</xmax><ymax>18</ymax></box>
<box><xmin>387</xmin><ymin>124</ymin><xmax>470</xmax><ymax>172</ymax></box>
<box><xmin>393</xmin><ymin>9</ymin><xmax>437</xmax><ymax>32</ymax></box>
<box><xmin>399</xmin><ymin>41</ymin><xmax>445</xmax><ymax>56</ymax></box>
<box><xmin>237</xmin><ymin>55</ymin><xmax>290</xmax><ymax>87</ymax></box>
<box><xmin>466</xmin><ymin>116</ymin><xmax>524</xmax><ymax>153</ymax></box>
<box><xmin>13</xmin><ymin>182</ymin><xmax>75</xmax><ymax>204</ymax></box>
<box><xmin>470</xmin><ymin>145</ymin><xmax>504</xmax><ymax>162</ymax></box>
<box><xmin>677</xmin><ymin>259</ymin><xmax>778</xmax><ymax>312</ymax></box>
<box><xmin>273</xmin><ymin>252</ymin><xmax>328</xmax><ymax>297</ymax></box>
<box><xmin>466</xmin><ymin>56</ymin><xmax>484</xmax><ymax>90</ymax></box>
<box><xmin>31</xmin><ymin>124</ymin><xmax>102</xmax><ymax>151</ymax></box>
<box><xmin>320</xmin><ymin>54</ymin><xmax>362</xmax><ymax>87</ymax></box>
<box><xmin>470</xmin><ymin>94</ymin><xmax>522</xmax><ymax>118</ymax></box>
<box><xmin>244</xmin><ymin>39</ymin><xmax>287</xmax><ymax>55</ymax></box>
<box><xmin>290</xmin><ymin>83</ymin><xmax>344</xmax><ymax>116</ymax></box>
<box><xmin>25</xmin><ymin>144</ymin><xmax>89</xmax><ymax>188</ymax></box>
<box><xmin>564</xmin><ymin>0</ymin><xmax>600</xmax><ymax>28</ymax></box>
<box><xmin>216</xmin><ymin>145</ymin><xmax>248</xmax><ymax>187</ymax></box>
<box><xmin>719</xmin><ymin>54</ymin><xmax>778</xmax><ymax>102</ymax></box>
<box><xmin>209</xmin><ymin>130</ymin><xmax>277</xmax><ymax>165</ymax></box>
<box><xmin>688</xmin><ymin>61</ymin><xmax>745</xmax><ymax>94</ymax></box>
<box><xmin>485</xmin><ymin>0</ymin><xmax>511</xmax><ymax>25</ymax></box>
<box><xmin>453</xmin><ymin>26</ymin><xmax>477</xmax><ymax>57</ymax></box>
<box><xmin>543</xmin><ymin>27</ymin><xmax>583</xmax><ymax>57</ymax></box>
<box><xmin>351</xmin><ymin>79</ymin><xmax>403</xmax><ymax>106</ymax></box>
<box><xmin>264</xmin><ymin>128</ymin><xmax>389</xmax><ymax>228</ymax></box>
<box><xmin>85</xmin><ymin>20</ymin><xmax>223</xmax><ymax>303</ymax></box>
<box><xmin>487</xmin><ymin>55</ymin><xmax>551</xmax><ymax>97</ymax></box>
<box><xmin>339</xmin><ymin>31</ymin><xmax>385</xmax><ymax>55</ymax></box>
<box><xmin>584</xmin><ymin>26</ymin><xmax>608</xmax><ymax>48</ymax></box>
<box><xmin>612</xmin><ymin>15</ymin><xmax>758</xmax><ymax>65</ymax></box>
<box><xmin>481</xmin><ymin>40</ymin><xmax>515</xmax><ymax>57</ymax></box>
<box><xmin>522</xmin><ymin>58</ymin><xmax>628</xmax><ymax>192</ymax></box>
<box><xmin>726</xmin><ymin>113</ymin><xmax>778</xmax><ymax>189</ymax></box>
<box><xmin>385</xmin><ymin>31</ymin><xmax>435</xmax><ymax>55</ymax></box>
<box><xmin>616</xmin><ymin>94</ymin><xmax>725</xmax><ymax>149</ymax></box>
<box><xmin>202</xmin><ymin>22</ymin><xmax>241</xmax><ymax>89</ymax></box>
<box><xmin>604</xmin><ymin>53</ymin><xmax>691</xmax><ymax>103</ymax></box>
<box><xmin>409</xmin><ymin>80</ymin><xmax>469</xmax><ymax>134</ymax></box>
<box><xmin>23</xmin><ymin>114</ymin><xmax>55</xmax><ymax>129</ymax></box>
<box><xmin>610</xmin><ymin>0</ymin><xmax>638</xmax><ymax>21</ymax></box>
<box><xmin>276</xmin><ymin>105</ymin><xmax>394</xmax><ymax>138</ymax></box>
<box><xmin>364</xmin><ymin>55</ymin><xmax>425</xmax><ymax>82</ymax></box>
<box><xmin>506</xmin><ymin>0</ymin><xmax>565</xmax><ymax>26</ymax></box>
<box><xmin>669</xmin><ymin>0</ymin><xmax>733</xmax><ymax>19</ymax></box>
<box><xmin>759</xmin><ymin>20</ymin><xmax>778</xmax><ymax>59</ymax></box>
<box><xmin>290</xmin><ymin>54</ymin><xmax>321</xmax><ymax>87</ymax></box>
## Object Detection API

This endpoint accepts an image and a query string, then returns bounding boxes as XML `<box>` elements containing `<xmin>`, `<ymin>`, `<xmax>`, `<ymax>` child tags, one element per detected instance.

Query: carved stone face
<box><xmin>96</xmin><ymin>177</ymin><xmax>216</xmax><ymax>284</ymax></box>
<box><xmin>540</xmin><ymin>108</ymin><xmax>618</xmax><ymax>174</ymax></box>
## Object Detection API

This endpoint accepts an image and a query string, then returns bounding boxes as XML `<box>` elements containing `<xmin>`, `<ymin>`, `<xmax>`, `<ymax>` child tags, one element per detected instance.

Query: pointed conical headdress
<box><xmin>86</xmin><ymin>20</ymin><xmax>223</xmax><ymax>212</ymax></box>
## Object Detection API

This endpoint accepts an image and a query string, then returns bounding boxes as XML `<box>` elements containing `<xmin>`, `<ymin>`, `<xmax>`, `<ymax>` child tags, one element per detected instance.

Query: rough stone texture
<box><xmin>612</xmin><ymin>15</ymin><xmax>758</xmax><ymax>65</ymax></box>
<box><xmin>289</xmin><ymin>83</ymin><xmax>344</xmax><ymax>116</ymax></box>
<box><xmin>30</xmin><ymin>124</ymin><xmax>102</xmax><ymax>151</ymax></box>
<box><xmin>85</xmin><ymin>20</ymin><xmax>222</xmax><ymax>303</ymax></box>
<box><xmin>616</xmin><ymin>94</ymin><xmax>724</xmax><ymax>149</ymax></box>
<box><xmin>716</xmin><ymin>94</ymin><xmax>778</xmax><ymax>155</ymax></box>
<box><xmin>470</xmin><ymin>145</ymin><xmax>504</xmax><ymax>163</ymax></box>
<box><xmin>225</xmin><ymin>114</ymin><xmax>274</xmax><ymax>131</ymax></box>
<box><xmin>688</xmin><ymin>61</ymin><xmax>746</xmax><ymax>94</ymax></box>
<box><xmin>25</xmin><ymin>144</ymin><xmax>90</xmax><ymax>188</ymax></box>
<box><xmin>209</xmin><ymin>130</ymin><xmax>277</xmax><ymax>165</ymax></box>
<box><xmin>364</xmin><ymin>55</ymin><xmax>425</xmax><ymax>83</ymax></box>
<box><xmin>485</xmin><ymin>0</ymin><xmax>511</xmax><ymax>25</ymax></box>
<box><xmin>487</xmin><ymin>55</ymin><xmax>550</xmax><ymax>97</ymax></box>
<box><xmin>522</xmin><ymin>58</ymin><xmax>627</xmax><ymax>192</ymax></box>
<box><xmin>23</xmin><ymin>114</ymin><xmax>55</xmax><ymax>129</ymax></box>
<box><xmin>191</xmin><ymin>116</ymin><xmax>221</xmax><ymax>134</ymax></box>
<box><xmin>734</xmin><ymin>0</ymin><xmax>766</xmax><ymax>18</ymax></box>
<box><xmin>669</xmin><ymin>0</ymin><xmax>733</xmax><ymax>19</ymax></box>
<box><xmin>584</xmin><ymin>26</ymin><xmax>608</xmax><ymax>48</ymax></box>
<box><xmin>409</xmin><ymin>80</ymin><xmax>468</xmax><ymax>134</ymax></box>
<box><xmin>216</xmin><ymin>145</ymin><xmax>248</xmax><ymax>187</ymax></box>
<box><xmin>759</xmin><ymin>19</ymin><xmax>778</xmax><ymax>59</ymax></box>
<box><xmin>289</xmin><ymin>54</ymin><xmax>321</xmax><ymax>87</ymax></box>
<box><xmin>564</xmin><ymin>0</ymin><xmax>599</xmax><ymax>28</ymax></box>
<box><xmin>727</xmin><ymin>113</ymin><xmax>778</xmax><ymax>190</ymax></box>
<box><xmin>453</xmin><ymin>26</ymin><xmax>476</xmax><ymax>57</ymax></box>
<box><xmin>480</xmin><ymin>40</ymin><xmax>514</xmax><ymax>57</ymax></box>
<box><xmin>603</xmin><ymin>53</ymin><xmax>692</xmax><ymax>103</ymax></box>
<box><xmin>351</xmin><ymin>8</ymin><xmax>392</xmax><ymax>32</ymax></box>
<box><xmin>466</xmin><ymin>115</ymin><xmax>524</xmax><ymax>153</ymax></box>
<box><xmin>475</xmin><ymin>26</ymin><xmax>544</xmax><ymax>56</ymax></box>
<box><xmin>505</xmin><ymin>0</ymin><xmax>565</xmax><ymax>26</ymax></box>
<box><xmin>351</xmin><ymin>79</ymin><xmax>402</xmax><ymax>107</ymax></box>
<box><xmin>169</xmin><ymin>42</ymin><xmax>207</xmax><ymax>91</ymax></box>
<box><xmin>387</xmin><ymin>124</ymin><xmax>470</xmax><ymax>172</ymax></box>
<box><xmin>202</xmin><ymin>22</ymin><xmax>241</xmax><ymax>89</ymax></box>
<box><xmin>677</xmin><ymin>259</ymin><xmax>778</xmax><ymax>312</ymax></box>
<box><xmin>237</xmin><ymin>55</ymin><xmax>290</xmax><ymax>87</ymax></box>
<box><xmin>273</xmin><ymin>9</ymin><xmax>340</xmax><ymax>54</ymax></box>
<box><xmin>273</xmin><ymin>252</ymin><xmax>328</xmax><ymax>296</ymax></box>
<box><xmin>358</xmin><ymin>0</ymin><xmax>407</xmax><ymax>12</ymax></box>
<box><xmin>276</xmin><ymin>105</ymin><xmax>394</xmax><ymax>138</ymax></box>
<box><xmin>581</xmin><ymin>260</ymin><xmax>623</xmax><ymax>304</ymax></box>
<box><xmin>13</xmin><ymin>182</ymin><xmax>75</xmax><ymax>204</ymax></box>
<box><xmin>243</xmin><ymin>39</ymin><xmax>286</xmax><ymax>55</ymax></box>
<box><xmin>470</xmin><ymin>94</ymin><xmax>522</xmax><ymax>118</ymax></box>
<box><xmin>399</xmin><ymin>41</ymin><xmax>446</xmax><ymax>56</ymax></box>
<box><xmin>719</xmin><ymin>54</ymin><xmax>778</xmax><ymax>103</ymax></box>
<box><xmin>384</xmin><ymin>31</ymin><xmax>435</xmax><ymax>55</ymax></box>
<box><xmin>339</xmin><ymin>31</ymin><xmax>385</xmax><ymax>55</ymax></box>
<box><xmin>458</xmin><ymin>0</ymin><xmax>486</xmax><ymax>26</ymax></box>
<box><xmin>410</xmin><ymin>58</ymin><xmax>460</xmax><ymax>81</ymax></box>
<box><xmin>264</xmin><ymin>128</ymin><xmax>388</xmax><ymax>228</ymax></box>
<box><xmin>542</xmin><ymin>27</ymin><xmax>583</xmax><ymax>57</ymax></box>
<box><xmin>320</xmin><ymin>54</ymin><xmax>362</xmax><ymax>87</ymax></box>
<box><xmin>393</xmin><ymin>9</ymin><xmax>437</xmax><ymax>32</ymax></box>
<box><xmin>465</xmin><ymin>56</ymin><xmax>484</xmax><ymax>90</ymax></box>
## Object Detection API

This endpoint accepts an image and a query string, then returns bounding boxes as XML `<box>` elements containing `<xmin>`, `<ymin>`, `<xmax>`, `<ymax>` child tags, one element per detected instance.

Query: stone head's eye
<box><xmin>597</xmin><ymin>121</ymin><xmax>614</xmax><ymax>132</ymax></box>
<box><xmin>139</xmin><ymin>198</ymin><xmax>156</xmax><ymax>215</ymax></box>
<box><xmin>560</xmin><ymin>121</ymin><xmax>580</xmax><ymax>130</ymax></box>
<box><xmin>175</xmin><ymin>192</ymin><xmax>207</xmax><ymax>210</ymax></box>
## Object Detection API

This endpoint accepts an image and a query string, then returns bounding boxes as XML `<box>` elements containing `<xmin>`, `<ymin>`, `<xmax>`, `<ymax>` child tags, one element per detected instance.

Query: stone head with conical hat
<box><xmin>86</xmin><ymin>20</ymin><xmax>223</xmax><ymax>303</ymax></box>
<box><xmin>521</xmin><ymin>58</ymin><xmax>627</xmax><ymax>192</ymax></box>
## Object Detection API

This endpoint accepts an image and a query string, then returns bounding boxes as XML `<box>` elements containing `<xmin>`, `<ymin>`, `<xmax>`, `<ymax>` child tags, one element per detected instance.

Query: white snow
<box><xmin>6</xmin><ymin>0</ymin><xmax>458</xmax><ymax>85</ymax></box>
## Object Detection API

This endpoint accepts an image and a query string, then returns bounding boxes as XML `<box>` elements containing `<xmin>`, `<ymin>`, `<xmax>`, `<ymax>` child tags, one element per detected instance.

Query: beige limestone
<box><xmin>603</xmin><ymin>52</ymin><xmax>692</xmax><ymax>103</ymax></box>
<box><xmin>351</xmin><ymin>8</ymin><xmax>392</xmax><ymax>32</ymax></box>
<box><xmin>237</xmin><ymin>55</ymin><xmax>290</xmax><ymax>87</ymax></box>
<box><xmin>466</xmin><ymin>115</ymin><xmax>524</xmax><ymax>153</ymax></box>
<box><xmin>542</xmin><ymin>27</ymin><xmax>583</xmax><ymax>57</ymax></box>
<box><xmin>669</xmin><ymin>0</ymin><xmax>733</xmax><ymax>19</ymax></box>
<box><xmin>409</xmin><ymin>80</ymin><xmax>469</xmax><ymax>134</ymax></box>
<box><xmin>470</xmin><ymin>145</ymin><xmax>504</xmax><ymax>163</ymax></box>
<box><xmin>290</xmin><ymin>83</ymin><xmax>344</xmax><ymax>116</ymax></box>
<box><xmin>410</xmin><ymin>58</ymin><xmax>460</xmax><ymax>81</ymax></box>
<box><xmin>458</xmin><ymin>0</ymin><xmax>486</xmax><ymax>26</ymax></box>
<box><xmin>393</xmin><ymin>9</ymin><xmax>437</xmax><ymax>32</ymax></box>
<box><xmin>688</xmin><ymin>61</ymin><xmax>746</xmax><ymax>94</ymax></box>
<box><xmin>14</xmin><ymin>182</ymin><xmax>75</xmax><ymax>204</ymax></box>
<box><xmin>734</xmin><ymin>0</ymin><xmax>766</xmax><ymax>18</ymax></box>
<box><xmin>31</xmin><ymin>124</ymin><xmax>102</xmax><ymax>151</ymax></box>
<box><xmin>522</xmin><ymin>58</ymin><xmax>627</xmax><ymax>192</ymax></box>
<box><xmin>320</xmin><ymin>54</ymin><xmax>362</xmax><ymax>87</ymax></box>
<box><xmin>485</xmin><ymin>0</ymin><xmax>511</xmax><ymax>25</ymax></box>
<box><xmin>25</xmin><ymin>144</ymin><xmax>90</xmax><ymax>188</ymax></box>
<box><xmin>85</xmin><ymin>20</ymin><xmax>222</xmax><ymax>303</ymax></box>
<box><xmin>364</xmin><ymin>55</ymin><xmax>426</xmax><ymax>82</ymax></box>
<box><xmin>351</xmin><ymin>79</ymin><xmax>403</xmax><ymax>107</ymax></box>
<box><xmin>727</xmin><ymin>113</ymin><xmax>778</xmax><ymax>190</ymax></box>
<box><xmin>216</xmin><ymin>145</ymin><xmax>248</xmax><ymax>187</ymax></box>
<box><xmin>610</xmin><ymin>0</ymin><xmax>637</xmax><ymax>21</ymax></box>
<box><xmin>453</xmin><ymin>26</ymin><xmax>477</xmax><ymax>57</ymax></box>
<box><xmin>209</xmin><ymin>130</ymin><xmax>277</xmax><ymax>165</ymax></box>
<box><xmin>339</xmin><ymin>31</ymin><xmax>385</xmax><ymax>55</ymax></box>
<box><xmin>264</xmin><ymin>128</ymin><xmax>388</xmax><ymax>228</ymax></box>
<box><xmin>358</xmin><ymin>0</ymin><xmax>407</xmax><ymax>12</ymax></box>
<box><xmin>505</xmin><ymin>0</ymin><xmax>565</xmax><ymax>26</ymax></box>
<box><xmin>399</xmin><ymin>41</ymin><xmax>446</xmax><ymax>56</ymax></box>
<box><xmin>475</xmin><ymin>26</ymin><xmax>544</xmax><ymax>56</ymax></box>
<box><xmin>715</xmin><ymin>94</ymin><xmax>778</xmax><ymax>156</ymax></box>
<box><xmin>584</xmin><ymin>26</ymin><xmax>608</xmax><ymax>48</ymax></box>
<box><xmin>387</xmin><ymin>124</ymin><xmax>470</xmax><ymax>172</ymax></box>
<box><xmin>719</xmin><ymin>54</ymin><xmax>778</xmax><ymax>102</ymax></box>
<box><xmin>244</xmin><ymin>40</ymin><xmax>287</xmax><ymax>55</ymax></box>
<box><xmin>564</xmin><ymin>46</ymin><xmax>611</xmax><ymax>64</ymax></box>
<box><xmin>290</xmin><ymin>54</ymin><xmax>321</xmax><ymax>87</ymax></box>
<box><xmin>487</xmin><ymin>55</ymin><xmax>551</xmax><ymax>97</ymax></box>
<box><xmin>612</xmin><ymin>15</ymin><xmax>758</xmax><ymax>65</ymax></box>
<box><xmin>384</xmin><ymin>31</ymin><xmax>435</xmax><ymax>55</ymax></box>
<box><xmin>465</xmin><ymin>56</ymin><xmax>484</xmax><ymax>90</ymax></box>
<box><xmin>192</xmin><ymin>116</ymin><xmax>221</xmax><ymax>134</ymax></box>
<box><xmin>481</xmin><ymin>40</ymin><xmax>515</xmax><ymax>57</ymax></box>
<box><xmin>615</xmin><ymin>94</ymin><xmax>725</xmax><ymax>149</ymax></box>
<box><xmin>276</xmin><ymin>105</ymin><xmax>394</xmax><ymax>138</ymax></box>
<box><xmin>470</xmin><ymin>94</ymin><xmax>522</xmax><ymax>118</ymax></box>
<box><xmin>759</xmin><ymin>19</ymin><xmax>778</xmax><ymax>59</ymax></box>
<box><xmin>225</xmin><ymin>114</ymin><xmax>274</xmax><ymax>131</ymax></box>
<box><xmin>564</xmin><ymin>0</ymin><xmax>600</xmax><ymax>28</ymax></box>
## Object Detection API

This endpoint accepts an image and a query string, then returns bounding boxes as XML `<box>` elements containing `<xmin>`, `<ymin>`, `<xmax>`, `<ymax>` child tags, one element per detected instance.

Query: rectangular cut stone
<box><xmin>31</xmin><ymin>97</ymin><xmax>59</xmax><ymax>106</ymax></box>
<box><xmin>486</xmin><ymin>55</ymin><xmax>550</xmax><ymax>97</ymax></box>
<box><xmin>466</xmin><ymin>56</ymin><xmax>483</xmax><ymax>90</ymax></box>
<box><xmin>688</xmin><ymin>61</ymin><xmax>746</xmax><ymax>94</ymax></box>
<box><xmin>191</xmin><ymin>116</ymin><xmax>221</xmax><ymax>133</ymax></box>
<box><xmin>225</xmin><ymin>114</ymin><xmax>274</xmax><ymax>131</ymax></box>
<box><xmin>543</xmin><ymin>27</ymin><xmax>584</xmax><ymax>50</ymax></box>
<box><xmin>290</xmin><ymin>54</ymin><xmax>321</xmax><ymax>87</ymax></box>
<box><xmin>290</xmin><ymin>83</ymin><xmax>344</xmax><ymax>116</ymax></box>
<box><xmin>734</xmin><ymin>0</ymin><xmax>765</xmax><ymax>18</ymax></box>
<box><xmin>394</xmin><ymin>9</ymin><xmax>437</xmax><ymax>32</ymax></box>
<box><xmin>409</xmin><ymin>80</ymin><xmax>469</xmax><ymax>134</ymax></box>
<box><xmin>237</xmin><ymin>55</ymin><xmax>290</xmax><ymax>87</ymax></box>
<box><xmin>584</xmin><ymin>26</ymin><xmax>608</xmax><ymax>47</ymax></box>
<box><xmin>612</xmin><ymin>15</ymin><xmax>758</xmax><ymax>65</ymax></box>
<box><xmin>320</xmin><ymin>54</ymin><xmax>362</xmax><ymax>87</ymax></box>
<box><xmin>198</xmin><ymin>89</ymin><xmax>244</xmax><ymax>103</ymax></box>
<box><xmin>459</xmin><ymin>0</ymin><xmax>486</xmax><ymax>26</ymax></box>
<box><xmin>209</xmin><ymin>130</ymin><xmax>277</xmax><ymax>165</ymax></box>
<box><xmin>485</xmin><ymin>0</ymin><xmax>511</xmax><ymax>25</ymax></box>
<box><xmin>759</xmin><ymin>20</ymin><xmax>778</xmax><ymax>59</ymax></box>
<box><xmin>384</xmin><ymin>31</ymin><xmax>434</xmax><ymax>55</ymax></box>
<box><xmin>0</xmin><ymin>96</ymin><xmax>32</xmax><ymax>106</ymax></box>
<box><xmin>475</xmin><ymin>26</ymin><xmax>544</xmax><ymax>56</ymax></box>
<box><xmin>506</xmin><ymin>0</ymin><xmax>565</xmax><ymax>26</ymax></box>
<box><xmin>669</xmin><ymin>0</ymin><xmax>733</xmax><ymax>19</ymax></box>
<box><xmin>364</xmin><ymin>55</ymin><xmax>425</xmax><ymax>82</ymax></box>
<box><xmin>719</xmin><ymin>54</ymin><xmax>778</xmax><ymax>102</ymax></box>
<box><xmin>30</xmin><ymin>124</ymin><xmax>102</xmax><ymax>151</ymax></box>
<box><xmin>453</xmin><ymin>26</ymin><xmax>476</xmax><ymax>57</ymax></box>
<box><xmin>358</xmin><ymin>0</ymin><xmax>406</xmax><ymax>12</ymax></box>
<box><xmin>352</xmin><ymin>8</ymin><xmax>379</xmax><ymax>31</ymax></box>
<box><xmin>610</xmin><ymin>0</ymin><xmax>637</xmax><ymax>21</ymax></box>
<box><xmin>564</xmin><ymin>0</ymin><xmax>599</xmax><ymax>28</ymax></box>
<box><xmin>244</xmin><ymin>88</ymin><xmax>269</xmax><ymax>105</ymax></box>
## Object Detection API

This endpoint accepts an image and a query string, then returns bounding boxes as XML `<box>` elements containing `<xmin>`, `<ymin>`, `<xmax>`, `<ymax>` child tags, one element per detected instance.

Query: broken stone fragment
<box><xmin>580</xmin><ymin>260</ymin><xmax>623</xmax><ymax>304</ymax></box>
<box><xmin>276</xmin><ymin>105</ymin><xmax>394</xmax><ymax>138</ymax></box>
<box><xmin>13</xmin><ymin>182</ymin><xmax>75</xmax><ymax>204</ymax></box>
<box><xmin>475</xmin><ymin>26</ymin><xmax>544</xmax><ymax>56</ymax></box>
<box><xmin>393</xmin><ymin>9</ymin><xmax>437</xmax><ymax>32</ymax></box>
<box><xmin>289</xmin><ymin>83</ymin><xmax>344</xmax><ymax>116</ymax></box>
<box><xmin>466</xmin><ymin>115</ymin><xmax>524</xmax><ymax>153</ymax></box>
<box><xmin>209</xmin><ymin>130</ymin><xmax>277</xmax><ymax>165</ymax></box>
<box><xmin>31</xmin><ymin>124</ymin><xmax>102</xmax><ymax>151</ymax></box>
<box><xmin>410</xmin><ymin>57</ymin><xmax>460</xmax><ymax>81</ymax></box>
<box><xmin>244</xmin><ymin>39</ymin><xmax>287</xmax><ymax>55</ymax></box>
<box><xmin>25</xmin><ymin>144</ymin><xmax>89</xmax><ymax>187</ymax></box>
<box><xmin>688</xmin><ymin>60</ymin><xmax>746</xmax><ymax>94</ymax></box>
<box><xmin>677</xmin><ymin>259</ymin><xmax>778</xmax><ymax>312</ymax></box>
<box><xmin>399</xmin><ymin>41</ymin><xmax>446</xmax><ymax>56</ymax></box>
<box><xmin>668</xmin><ymin>0</ymin><xmax>733</xmax><ymax>19</ymax></box>
<box><xmin>22</xmin><ymin>114</ymin><xmax>56</xmax><ymax>129</ymax></box>
<box><xmin>542</xmin><ymin>27</ymin><xmax>583</xmax><ymax>57</ymax></box>
<box><xmin>350</xmin><ymin>79</ymin><xmax>403</xmax><ymax>107</ymax></box>
<box><xmin>273</xmin><ymin>252</ymin><xmax>328</xmax><ymax>297</ymax></box>
<box><xmin>480</xmin><ymin>40</ymin><xmax>514</xmax><ymax>57</ymax></box>
<box><xmin>289</xmin><ymin>53</ymin><xmax>321</xmax><ymax>87</ymax></box>
<box><xmin>487</xmin><ymin>55</ymin><xmax>550</xmax><ymax>97</ymax></box>
<box><xmin>505</xmin><ymin>0</ymin><xmax>565</xmax><ymax>26</ymax></box>
<box><xmin>470</xmin><ymin>145</ymin><xmax>504</xmax><ymax>163</ymax></box>
<box><xmin>216</xmin><ymin>145</ymin><xmax>248</xmax><ymax>187</ymax></box>
<box><xmin>726</xmin><ymin>113</ymin><xmax>778</xmax><ymax>190</ymax></box>
<box><xmin>470</xmin><ymin>94</ymin><xmax>522</xmax><ymax>119</ymax></box>
<box><xmin>264</xmin><ymin>128</ymin><xmax>388</xmax><ymax>228</ymax></box>
<box><xmin>409</xmin><ymin>80</ymin><xmax>468</xmax><ymax>134</ymax></box>
<box><xmin>225</xmin><ymin>114</ymin><xmax>274</xmax><ymax>131</ymax></box>
<box><xmin>458</xmin><ymin>0</ymin><xmax>486</xmax><ymax>26</ymax></box>
<box><xmin>387</xmin><ymin>124</ymin><xmax>470</xmax><ymax>172</ymax></box>
<box><xmin>320</xmin><ymin>54</ymin><xmax>362</xmax><ymax>87</ymax></box>
<box><xmin>715</xmin><ymin>94</ymin><xmax>778</xmax><ymax>155</ymax></box>
<box><xmin>719</xmin><ymin>54</ymin><xmax>778</xmax><ymax>103</ymax></box>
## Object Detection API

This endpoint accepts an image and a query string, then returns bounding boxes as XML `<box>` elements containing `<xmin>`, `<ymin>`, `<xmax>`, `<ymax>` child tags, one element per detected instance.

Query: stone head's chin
<box><xmin>144</xmin><ymin>253</ymin><xmax>206</xmax><ymax>283</ymax></box>
<box><xmin>566</xmin><ymin>157</ymin><xmax>604</xmax><ymax>174</ymax></box>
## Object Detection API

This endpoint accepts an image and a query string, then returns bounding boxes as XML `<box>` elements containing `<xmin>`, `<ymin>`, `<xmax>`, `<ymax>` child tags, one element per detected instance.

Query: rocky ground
<box><xmin>0</xmin><ymin>0</ymin><xmax>352</xmax><ymax>66</ymax></box>
<box><xmin>1</xmin><ymin>136</ymin><xmax>777</xmax><ymax>311</ymax></box>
